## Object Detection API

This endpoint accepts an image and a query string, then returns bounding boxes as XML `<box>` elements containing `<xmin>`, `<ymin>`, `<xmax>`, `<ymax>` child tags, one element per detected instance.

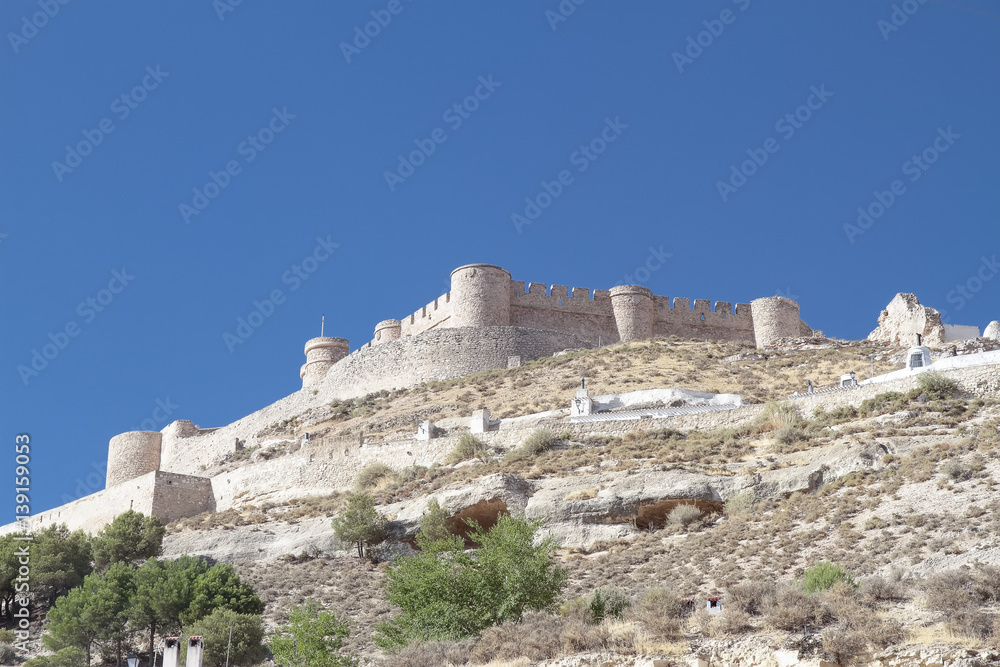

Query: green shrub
<box><xmin>445</xmin><ymin>433</ymin><xmax>489</xmax><ymax>464</ymax></box>
<box><xmin>520</xmin><ymin>429</ymin><xmax>560</xmax><ymax>456</ymax></box>
<box><xmin>417</xmin><ymin>499</ymin><xmax>452</xmax><ymax>544</ymax></box>
<box><xmin>270</xmin><ymin>599</ymin><xmax>357</xmax><ymax>667</ymax></box>
<box><xmin>354</xmin><ymin>463</ymin><xmax>396</xmax><ymax>492</ymax></box>
<box><xmin>917</xmin><ymin>372</ymin><xmax>960</xmax><ymax>401</ymax></box>
<box><xmin>587</xmin><ymin>587</ymin><xmax>630</xmax><ymax>624</ymax></box>
<box><xmin>25</xmin><ymin>648</ymin><xmax>88</xmax><ymax>667</ymax></box>
<box><xmin>859</xmin><ymin>391</ymin><xmax>908</xmax><ymax>417</ymax></box>
<box><xmin>0</xmin><ymin>629</ymin><xmax>15</xmax><ymax>644</ymax></box>
<box><xmin>375</xmin><ymin>515</ymin><xmax>567</xmax><ymax>649</ymax></box>
<box><xmin>803</xmin><ymin>562</ymin><xmax>856</xmax><ymax>594</ymax></box>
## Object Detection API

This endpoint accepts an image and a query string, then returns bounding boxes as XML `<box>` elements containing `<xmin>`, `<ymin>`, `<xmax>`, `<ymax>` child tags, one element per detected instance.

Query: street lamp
<box><xmin>127</xmin><ymin>652</ymin><xmax>139</xmax><ymax>667</ymax></box>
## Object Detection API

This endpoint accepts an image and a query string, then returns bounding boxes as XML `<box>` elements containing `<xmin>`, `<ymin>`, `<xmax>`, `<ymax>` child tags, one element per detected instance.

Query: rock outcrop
<box><xmin>868</xmin><ymin>293</ymin><xmax>946</xmax><ymax>347</ymax></box>
<box><xmin>985</xmin><ymin>320</ymin><xmax>1000</xmax><ymax>341</ymax></box>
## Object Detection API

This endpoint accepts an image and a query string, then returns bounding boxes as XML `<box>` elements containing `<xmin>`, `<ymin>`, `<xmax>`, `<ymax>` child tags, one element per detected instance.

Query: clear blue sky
<box><xmin>2</xmin><ymin>1</ymin><xmax>998</xmax><ymax>517</ymax></box>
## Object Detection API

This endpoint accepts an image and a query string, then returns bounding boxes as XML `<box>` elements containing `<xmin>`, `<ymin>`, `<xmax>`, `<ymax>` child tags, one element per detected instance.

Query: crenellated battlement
<box><xmin>398</xmin><ymin>292</ymin><xmax>453</xmax><ymax>338</ymax></box>
<box><xmin>303</xmin><ymin>264</ymin><xmax>812</xmax><ymax>389</ymax></box>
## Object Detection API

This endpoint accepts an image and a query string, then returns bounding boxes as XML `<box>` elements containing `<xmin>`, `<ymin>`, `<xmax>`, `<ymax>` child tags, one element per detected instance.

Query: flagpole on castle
<box><xmin>321</xmin><ymin>314</ymin><xmax>325</xmax><ymax>338</ymax></box>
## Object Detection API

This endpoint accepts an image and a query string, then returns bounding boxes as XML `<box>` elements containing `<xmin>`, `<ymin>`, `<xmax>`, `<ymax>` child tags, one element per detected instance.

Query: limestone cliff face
<box><xmin>868</xmin><ymin>293</ymin><xmax>946</xmax><ymax>347</ymax></box>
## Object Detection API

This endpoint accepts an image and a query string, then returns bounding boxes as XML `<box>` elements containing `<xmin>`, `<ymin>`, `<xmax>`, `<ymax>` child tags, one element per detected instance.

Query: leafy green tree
<box><xmin>375</xmin><ymin>515</ymin><xmax>567</xmax><ymax>649</ymax></box>
<box><xmin>270</xmin><ymin>600</ymin><xmax>357</xmax><ymax>667</ymax></box>
<box><xmin>129</xmin><ymin>556</ymin><xmax>208</xmax><ymax>665</ymax></box>
<box><xmin>0</xmin><ymin>533</ymin><xmax>23</xmax><ymax>621</ymax></box>
<box><xmin>24</xmin><ymin>647</ymin><xmax>88</xmax><ymax>667</ymax></box>
<box><xmin>182</xmin><ymin>563</ymin><xmax>263</xmax><ymax>626</ymax></box>
<box><xmin>185</xmin><ymin>609</ymin><xmax>267</xmax><ymax>667</ymax></box>
<box><xmin>416</xmin><ymin>499</ymin><xmax>452</xmax><ymax>544</ymax></box>
<box><xmin>44</xmin><ymin>563</ymin><xmax>136</xmax><ymax>665</ymax></box>
<box><xmin>32</xmin><ymin>525</ymin><xmax>93</xmax><ymax>604</ymax></box>
<box><xmin>331</xmin><ymin>493</ymin><xmax>387</xmax><ymax>559</ymax></box>
<box><xmin>91</xmin><ymin>510</ymin><xmax>165</xmax><ymax>571</ymax></box>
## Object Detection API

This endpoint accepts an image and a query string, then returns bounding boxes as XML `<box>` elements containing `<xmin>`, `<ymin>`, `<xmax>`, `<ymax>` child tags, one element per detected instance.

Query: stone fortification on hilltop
<box><xmin>6</xmin><ymin>262</ymin><xmax>818</xmax><ymax>536</ymax></box>
<box><xmin>299</xmin><ymin>263</ymin><xmax>813</xmax><ymax>388</ymax></box>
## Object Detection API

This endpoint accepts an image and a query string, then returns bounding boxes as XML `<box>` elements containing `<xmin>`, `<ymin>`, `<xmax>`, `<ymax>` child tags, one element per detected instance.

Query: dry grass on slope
<box><xmin>293</xmin><ymin>338</ymin><xmax>899</xmax><ymax>443</ymax></box>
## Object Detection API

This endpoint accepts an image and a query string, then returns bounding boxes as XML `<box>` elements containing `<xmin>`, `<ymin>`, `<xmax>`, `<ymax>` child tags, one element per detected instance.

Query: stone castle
<box><xmin>299</xmin><ymin>263</ymin><xmax>814</xmax><ymax>389</ymax></box>
<box><xmin>20</xmin><ymin>263</ymin><xmax>1000</xmax><ymax>538</ymax></box>
<box><xmin>6</xmin><ymin>263</ymin><xmax>819</xmax><ymax>535</ymax></box>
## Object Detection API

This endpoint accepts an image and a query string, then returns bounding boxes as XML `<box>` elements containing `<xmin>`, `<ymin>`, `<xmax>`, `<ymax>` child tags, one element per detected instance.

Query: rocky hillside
<box><xmin>161</xmin><ymin>338</ymin><xmax>1000</xmax><ymax>666</ymax></box>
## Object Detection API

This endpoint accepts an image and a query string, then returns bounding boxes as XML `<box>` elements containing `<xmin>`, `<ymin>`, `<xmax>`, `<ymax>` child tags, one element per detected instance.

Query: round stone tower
<box><xmin>751</xmin><ymin>296</ymin><xmax>802</xmax><ymax>348</ymax></box>
<box><xmin>300</xmin><ymin>336</ymin><xmax>349</xmax><ymax>388</ymax></box>
<box><xmin>373</xmin><ymin>319</ymin><xmax>402</xmax><ymax>345</ymax></box>
<box><xmin>106</xmin><ymin>431</ymin><xmax>162</xmax><ymax>487</ymax></box>
<box><xmin>449</xmin><ymin>264</ymin><xmax>512</xmax><ymax>328</ymax></box>
<box><xmin>610</xmin><ymin>285</ymin><xmax>655</xmax><ymax>343</ymax></box>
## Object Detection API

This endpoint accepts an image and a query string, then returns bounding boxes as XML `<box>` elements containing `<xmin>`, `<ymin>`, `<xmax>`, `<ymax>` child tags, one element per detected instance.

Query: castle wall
<box><xmin>751</xmin><ymin>296</ymin><xmax>806</xmax><ymax>348</ymax></box>
<box><xmin>150</xmin><ymin>473</ymin><xmax>215</xmax><ymax>523</ymax></box>
<box><xmin>507</xmin><ymin>280</ymin><xmax>756</xmax><ymax>345</ymax></box>
<box><xmin>158</xmin><ymin>326</ymin><xmax>593</xmax><ymax>477</ymax></box>
<box><xmin>0</xmin><ymin>471</ymin><xmax>212</xmax><ymax>536</ymax></box>
<box><xmin>398</xmin><ymin>293</ymin><xmax>452</xmax><ymax>338</ymax></box>
<box><xmin>107</xmin><ymin>431</ymin><xmax>161</xmax><ymax>487</ymax></box>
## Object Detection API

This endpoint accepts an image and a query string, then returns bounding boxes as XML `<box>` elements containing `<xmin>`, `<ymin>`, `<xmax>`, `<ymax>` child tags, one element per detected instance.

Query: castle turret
<box><xmin>300</xmin><ymin>336</ymin><xmax>349</xmax><ymax>388</ymax></box>
<box><xmin>610</xmin><ymin>285</ymin><xmax>655</xmax><ymax>343</ymax></box>
<box><xmin>449</xmin><ymin>264</ymin><xmax>511</xmax><ymax>328</ymax></box>
<box><xmin>106</xmin><ymin>431</ymin><xmax>162</xmax><ymax>487</ymax></box>
<box><xmin>373</xmin><ymin>319</ymin><xmax>402</xmax><ymax>345</ymax></box>
<box><xmin>751</xmin><ymin>296</ymin><xmax>802</xmax><ymax>348</ymax></box>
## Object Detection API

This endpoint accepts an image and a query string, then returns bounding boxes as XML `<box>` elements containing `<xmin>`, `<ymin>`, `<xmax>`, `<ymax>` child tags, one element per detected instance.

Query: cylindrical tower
<box><xmin>449</xmin><ymin>264</ymin><xmax>512</xmax><ymax>328</ymax></box>
<box><xmin>373</xmin><ymin>319</ymin><xmax>402</xmax><ymax>345</ymax></box>
<box><xmin>300</xmin><ymin>336</ymin><xmax>349</xmax><ymax>388</ymax></box>
<box><xmin>610</xmin><ymin>285</ymin><xmax>655</xmax><ymax>343</ymax></box>
<box><xmin>751</xmin><ymin>296</ymin><xmax>802</xmax><ymax>348</ymax></box>
<box><xmin>106</xmin><ymin>431</ymin><xmax>162</xmax><ymax>487</ymax></box>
